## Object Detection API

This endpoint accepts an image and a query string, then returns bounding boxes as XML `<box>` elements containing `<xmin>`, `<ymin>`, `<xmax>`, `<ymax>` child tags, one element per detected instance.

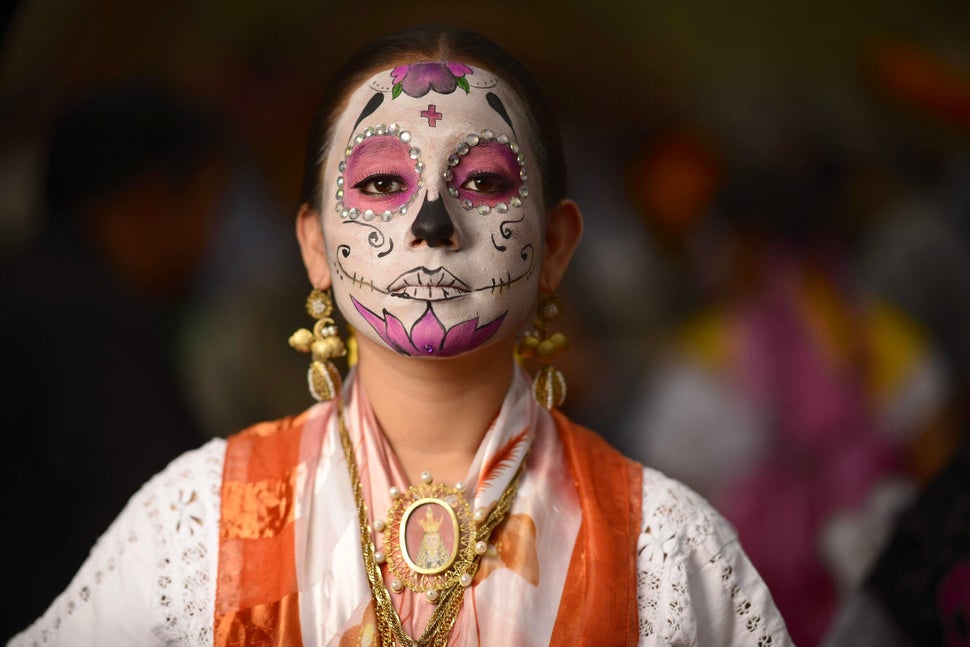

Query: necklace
<box><xmin>338</xmin><ymin>403</ymin><xmax>524</xmax><ymax>647</ymax></box>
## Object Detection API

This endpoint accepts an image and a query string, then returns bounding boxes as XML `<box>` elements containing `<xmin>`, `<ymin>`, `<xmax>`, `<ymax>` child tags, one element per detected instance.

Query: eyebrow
<box><xmin>353</xmin><ymin>93</ymin><xmax>385</xmax><ymax>132</ymax></box>
<box><xmin>486</xmin><ymin>92</ymin><xmax>516</xmax><ymax>137</ymax></box>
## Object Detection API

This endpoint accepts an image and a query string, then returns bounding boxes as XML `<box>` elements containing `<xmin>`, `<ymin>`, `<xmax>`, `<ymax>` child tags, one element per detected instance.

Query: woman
<box><xmin>12</xmin><ymin>27</ymin><xmax>791</xmax><ymax>646</ymax></box>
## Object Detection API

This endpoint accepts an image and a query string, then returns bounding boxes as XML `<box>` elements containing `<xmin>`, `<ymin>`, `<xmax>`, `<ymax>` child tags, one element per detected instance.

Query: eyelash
<box><xmin>352</xmin><ymin>172</ymin><xmax>407</xmax><ymax>195</ymax></box>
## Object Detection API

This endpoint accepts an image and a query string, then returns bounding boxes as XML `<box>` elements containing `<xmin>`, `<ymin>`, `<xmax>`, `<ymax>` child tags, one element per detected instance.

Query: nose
<box><xmin>409</xmin><ymin>195</ymin><xmax>459</xmax><ymax>248</ymax></box>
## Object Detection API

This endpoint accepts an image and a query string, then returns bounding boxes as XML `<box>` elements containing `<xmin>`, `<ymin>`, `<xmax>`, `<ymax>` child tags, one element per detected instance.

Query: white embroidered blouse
<box><xmin>11</xmin><ymin>375</ymin><xmax>791</xmax><ymax>646</ymax></box>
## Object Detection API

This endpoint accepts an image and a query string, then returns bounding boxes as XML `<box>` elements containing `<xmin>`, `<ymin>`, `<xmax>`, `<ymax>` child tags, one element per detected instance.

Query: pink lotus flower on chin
<box><xmin>352</xmin><ymin>296</ymin><xmax>505</xmax><ymax>357</ymax></box>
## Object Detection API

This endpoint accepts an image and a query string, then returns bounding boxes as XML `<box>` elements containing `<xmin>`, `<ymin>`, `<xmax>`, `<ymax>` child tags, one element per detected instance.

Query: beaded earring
<box><xmin>516</xmin><ymin>293</ymin><xmax>568</xmax><ymax>409</ymax></box>
<box><xmin>288</xmin><ymin>288</ymin><xmax>346</xmax><ymax>401</ymax></box>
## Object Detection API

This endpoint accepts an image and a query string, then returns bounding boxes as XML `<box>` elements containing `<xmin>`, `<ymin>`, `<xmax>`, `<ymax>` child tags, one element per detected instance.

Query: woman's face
<box><xmin>318</xmin><ymin>63</ymin><xmax>544</xmax><ymax>358</ymax></box>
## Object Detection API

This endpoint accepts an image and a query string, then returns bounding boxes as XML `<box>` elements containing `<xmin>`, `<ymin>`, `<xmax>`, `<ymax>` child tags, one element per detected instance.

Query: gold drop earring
<box><xmin>288</xmin><ymin>288</ymin><xmax>346</xmax><ymax>401</ymax></box>
<box><xmin>517</xmin><ymin>293</ymin><xmax>568</xmax><ymax>409</ymax></box>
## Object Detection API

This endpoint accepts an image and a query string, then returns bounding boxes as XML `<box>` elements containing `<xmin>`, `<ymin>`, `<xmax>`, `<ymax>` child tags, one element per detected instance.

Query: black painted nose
<box><xmin>410</xmin><ymin>196</ymin><xmax>456</xmax><ymax>248</ymax></box>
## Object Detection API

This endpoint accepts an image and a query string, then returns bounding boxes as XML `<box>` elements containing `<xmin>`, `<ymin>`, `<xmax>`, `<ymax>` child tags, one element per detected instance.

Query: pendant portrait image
<box><xmin>401</xmin><ymin>498</ymin><xmax>460</xmax><ymax>574</ymax></box>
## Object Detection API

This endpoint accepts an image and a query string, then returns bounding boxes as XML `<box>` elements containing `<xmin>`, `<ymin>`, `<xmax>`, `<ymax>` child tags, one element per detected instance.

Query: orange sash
<box><xmin>214</xmin><ymin>409</ymin><xmax>642</xmax><ymax>645</ymax></box>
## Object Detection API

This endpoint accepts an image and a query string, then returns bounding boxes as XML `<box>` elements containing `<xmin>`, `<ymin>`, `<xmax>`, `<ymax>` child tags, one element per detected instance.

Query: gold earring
<box><xmin>516</xmin><ymin>293</ymin><xmax>568</xmax><ymax>409</ymax></box>
<box><xmin>289</xmin><ymin>288</ymin><xmax>346</xmax><ymax>401</ymax></box>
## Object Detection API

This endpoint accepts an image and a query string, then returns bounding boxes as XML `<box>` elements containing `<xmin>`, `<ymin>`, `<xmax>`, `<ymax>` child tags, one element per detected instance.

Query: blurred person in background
<box><xmin>0</xmin><ymin>81</ymin><xmax>228</xmax><ymax>638</ymax></box>
<box><xmin>617</xmin><ymin>115</ymin><xmax>953</xmax><ymax>645</ymax></box>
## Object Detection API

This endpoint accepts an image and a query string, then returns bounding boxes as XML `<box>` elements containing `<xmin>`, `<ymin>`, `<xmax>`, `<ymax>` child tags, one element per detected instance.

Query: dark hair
<box><xmin>45</xmin><ymin>81</ymin><xmax>221</xmax><ymax>221</ymax></box>
<box><xmin>299</xmin><ymin>26</ymin><xmax>566</xmax><ymax>213</ymax></box>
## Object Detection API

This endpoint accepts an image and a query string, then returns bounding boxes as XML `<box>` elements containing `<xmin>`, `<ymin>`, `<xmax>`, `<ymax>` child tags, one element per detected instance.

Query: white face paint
<box><xmin>320</xmin><ymin>63</ymin><xmax>542</xmax><ymax>358</ymax></box>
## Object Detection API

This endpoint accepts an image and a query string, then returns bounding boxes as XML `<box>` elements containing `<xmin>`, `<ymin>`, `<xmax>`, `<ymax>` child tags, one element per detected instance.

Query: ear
<box><xmin>296</xmin><ymin>203</ymin><xmax>332</xmax><ymax>288</ymax></box>
<box><xmin>540</xmin><ymin>199</ymin><xmax>583</xmax><ymax>291</ymax></box>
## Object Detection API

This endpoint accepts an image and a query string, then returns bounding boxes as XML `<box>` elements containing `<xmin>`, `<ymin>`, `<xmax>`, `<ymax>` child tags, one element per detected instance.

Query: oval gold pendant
<box><xmin>383</xmin><ymin>482</ymin><xmax>474</xmax><ymax>592</ymax></box>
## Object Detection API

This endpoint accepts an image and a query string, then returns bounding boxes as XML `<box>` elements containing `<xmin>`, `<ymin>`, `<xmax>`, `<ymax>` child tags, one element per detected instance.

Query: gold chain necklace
<box><xmin>338</xmin><ymin>403</ymin><xmax>524</xmax><ymax>647</ymax></box>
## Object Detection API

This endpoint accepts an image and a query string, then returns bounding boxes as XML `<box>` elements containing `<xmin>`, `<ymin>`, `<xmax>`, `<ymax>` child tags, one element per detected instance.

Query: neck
<box><xmin>355</xmin><ymin>333</ymin><xmax>515</xmax><ymax>487</ymax></box>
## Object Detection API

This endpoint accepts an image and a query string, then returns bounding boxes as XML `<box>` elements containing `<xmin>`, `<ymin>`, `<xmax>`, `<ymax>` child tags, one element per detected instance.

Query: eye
<box><xmin>461</xmin><ymin>173</ymin><xmax>512</xmax><ymax>195</ymax></box>
<box><xmin>353</xmin><ymin>174</ymin><xmax>407</xmax><ymax>195</ymax></box>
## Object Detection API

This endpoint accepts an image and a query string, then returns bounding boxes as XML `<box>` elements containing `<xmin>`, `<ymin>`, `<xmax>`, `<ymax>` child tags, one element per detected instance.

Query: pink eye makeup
<box><xmin>443</xmin><ymin>131</ymin><xmax>529</xmax><ymax>215</ymax></box>
<box><xmin>336</xmin><ymin>124</ymin><xmax>424</xmax><ymax>222</ymax></box>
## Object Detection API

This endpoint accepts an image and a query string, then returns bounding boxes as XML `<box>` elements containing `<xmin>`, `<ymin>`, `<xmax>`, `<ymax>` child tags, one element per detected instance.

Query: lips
<box><xmin>387</xmin><ymin>267</ymin><xmax>471</xmax><ymax>301</ymax></box>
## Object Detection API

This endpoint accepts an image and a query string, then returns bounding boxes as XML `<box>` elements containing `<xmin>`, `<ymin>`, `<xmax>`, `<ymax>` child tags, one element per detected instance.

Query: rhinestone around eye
<box><xmin>415</xmin><ymin>161</ymin><xmax>425</xmax><ymax>172</ymax></box>
<box><xmin>510</xmin><ymin>197</ymin><xmax>522</xmax><ymax>208</ymax></box>
<box><xmin>349</xmin><ymin>208</ymin><xmax>360</xmax><ymax>220</ymax></box>
<box><xmin>354</xmin><ymin>134</ymin><xmax>364</xmax><ymax>144</ymax></box>
<box><xmin>409</xmin><ymin>147</ymin><xmax>421</xmax><ymax>159</ymax></box>
<box><xmin>509</xmin><ymin>142</ymin><xmax>520</xmax><ymax>154</ymax></box>
<box><xmin>466</xmin><ymin>133</ymin><xmax>480</xmax><ymax>146</ymax></box>
<box><xmin>363</xmin><ymin>209</ymin><xmax>375</xmax><ymax>221</ymax></box>
<box><xmin>336</xmin><ymin>177</ymin><xmax>344</xmax><ymax>188</ymax></box>
<box><xmin>381</xmin><ymin>211</ymin><xmax>393</xmax><ymax>221</ymax></box>
<box><xmin>448</xmin><ymin>155</ymin><xmax>460</xmax><ymax>167</ymax></box>
<box><xmin>399</xmin><ymin>131</ymin><xmax>412</xmax><ymax>143</ymax></box>
<box><xmin>388</xmin><ymin>123</ymin><xmax>400</xmax><ymax>135</ymax></box>
<box><xmin>335</xmin><ymin>201</ymin><xmax>344</xmax><ymax>213</ymax></box>
<box><xmin>457</xmin><ymin>142</ymin><xmax>470</xmax><ymax>155</ymax></box>
<box><xmin>344</xmin><ymin>147</ymin><xmax>353</xmax><ymax>158</ymax></box>
<box><xmin>400</xmin><ymin>206</ymin><xmax>408</xmax><ymax>215</ymax></box>
<box><xmin>341</xmin><ymin>209</ymin><xmax>350</xmax><ymax>219</ymax></box>
<box><xmin>375</xmin><ymin>124</ymin><xmax>386</xmax><ymax>134</ymax></box>
<box><xmin>519</xmin><ymin>187</ymin><xmax>529</xmax><ymax>198</ymax></box>
<box><xmin>517</xmin><ymin>154</ymin><xmax>525</xmax><ymax>165</ymax></box>
<box><xmin>335</xmin><ymin>189</ymin><xmax>344</xmax><ymax>200</ymax></box>
<box><xmin>460</xmin><ymin>199</ymin><xmax>473</xmax><ymax>210</ymax></box>
<box><xmin>496</xmin><ymin>134</ymin><xmax>508</xmax><ymax>144</ymax></box>
<box><xmin>338</xmin><ymin>161</ymin><xmax>346</xmax><ymax>172</ymax></box>
<box><xmin>448</xmin><ymin>187</ymin><xmax>459</xmax><ymax>197</ymax></box>
<box><xmin>363</xmin><ymin>127</ymin><xmax>374</xmax><ymax>137</ymax></box>
<box><xmin>478</xmin><ymin>205</ymin><xmax>491</xmax><ymax>215</ymax></box>
<box><xmin>520</xmin><ymin>169</ymin><xmax>528</xmax><ymax>181</ymax></box>
<box><xmin>482</xmin><ymin>129</ymin><xmax>495</xmax><ymax>140</ymax></box>
<box><xmin>496</xmin><ymin>203</ymin><xmax>508</xmax><ymax>214</ymax></box>
<box><xmin>442</xmin><ymin>169</ymin><xmax>454</xmax><ymax>182</ymax></box>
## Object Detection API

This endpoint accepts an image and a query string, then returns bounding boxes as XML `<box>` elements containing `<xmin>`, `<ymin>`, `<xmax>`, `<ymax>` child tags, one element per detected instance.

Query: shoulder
<box><xmin>9</xmin><ymin>439</ymin><xmax>227</xmax><ymax>646</ymax></box>
<box><xmin>635</xmin><ymin>467</ymin><xmax>793</xmax><ymax>646</ymax></box>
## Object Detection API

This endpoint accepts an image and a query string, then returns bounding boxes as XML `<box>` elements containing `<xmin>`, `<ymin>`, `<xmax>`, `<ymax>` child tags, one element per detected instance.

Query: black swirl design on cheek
<box><xmin>489</xmin><ymin>212</ymin><xmax>526</xmax><ymax>251</ymax></box>
<box><xmin>343</xmin><ymin>220</ymin><xmax>395</xmax><ymax>258</ymax></box>
<box><xmin>520</xmin><ymin>243</ymin><xmax>533</xmax><ymax>263</ymax></box>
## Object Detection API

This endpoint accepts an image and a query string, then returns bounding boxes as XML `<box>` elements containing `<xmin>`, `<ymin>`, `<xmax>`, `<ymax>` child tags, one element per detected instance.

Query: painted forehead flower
<box><xmin>390</xmin><ymin>62</ymin><xmax>473</xmax><ymax>99</ymax></box>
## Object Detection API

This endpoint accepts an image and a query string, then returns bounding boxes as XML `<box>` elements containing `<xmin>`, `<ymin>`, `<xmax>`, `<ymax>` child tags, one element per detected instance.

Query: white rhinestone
<box><xmin>517</xmin><ymin>153</ymin><xmax>525</xmax><ymax>165</ymax></box>
<box><xmin>409</xmin><ymin>147</ymin><xmax>420</xmax><ymax>159</ymax></box>
<box><xmin>510</xmin><ymin>197</ymin><xmax>522</xmax><ymax>208</ymax></box>
<box><xmin>381</xmin><ymin>211</ymin><xmax>393</xmax><ymax>221</ymax></box>
<box><xmin>415</xmin><ymin>161</ymin><xmax>425</xmax><ymax>172</ymax></box>
<box><xmin>496</xmin><ymin>203</ymin><xmax>508</xmax><ymax>214</ymax></box>
<box><xmin>509</xmin><ymin>142</ymin><xmax>519</xmax><ymax>153</ymax></box>
<box><xmin>448</xmin><ymin>187</ymin><xmax>459</xmax><ymax>197</ymax></box>
<box><xmin>363</xmin><ymin>209</ymin><xmax>375</xmax><ymax>221</ymax></box>
<box><xmin>442</xmin><ymin>169</ymin><xmax>454</xmax><ymax>182</ymax></box>
<box><xmin>344</xmin><ymin>147</ymin><xmax>353</xmax><ymax>158</ymax></box>
<box><xmin>349</xmin><ymin>208</ymin><xmax>360</xmax><ymax>220</ymax></box>
<box><xmin>336</xmin><ymin>177</ymin><xmax>344</xmax><ymax>187</ymax></box>
<box><xmin>399</xmin><ymin>131</ymin><xmax>411</xmax><ymax>143</ymax></box>
<box><xmin>482</xmin><ymin>129</ymin><xmax>494</xmax><ymax>140</ymax></box>
<box><xmin>388</xmin><ymin>123</ymin><xmax>400</xmax><ymax>135</ymax></box>
<box><xmin>335</xmin><ymin>189</ymin><xmax>343</xmax><ymax>200</ymax></box>
<box><xmin>448</xmin><ymin>155</ymin><xmax>460</xmax><ymax>167</ymax></box>
<box><xmin>375</xmin><ymin>124</ymin><xmax>386</xmax><ymax>134</ymax></box>
<box><xmin>519</xmin><ymin>187</ymin><xmax>529</xmax><ymax>198</ymax></box>
<box><xmin>460</xmin><ymin>199</ymin><xmax>472</xmax><ymax>210</ymax></box>
<box><xmin>354</xmin><ymin>134</ymin><xmax>364</xmax><ymax>144</ymax></box>
<box><xmin>340</xmin><ymin>210</ymin><xmax>350</xmax><ymax>219</ymax></box>
<box><xmin>496</xmin><ymin>133</ymin><xmax>508</xmax><ymax>144</ymax></box>
<box><xmin>399</xmin><ymin>206</ymin><xmax>408</xmax><ymax>216</ymax></box>
<box><xmin>478</xmin><ymin>205</ymin><xmax>491</xmax><ymax>215</ymax></box>
<box><xmin>338</xmin><ymin>161</ymin><xmax>346</xmax><ymax>172</ymax></box>
<box><xmin>466</xmin><ymin>133</ymin><xmax>480</xmax><ymax>146</ymax></box>
<box><xmin>364</xmin><ymin>127</ymin><xmax>374</xmax><ymax>137</ymax></box>
<box><xmin>520</xmin><ymin>169</ymin><xmax>528</xmax><ymax>181</ymax></box>
<box><xmin>457</xmin><ymin>142</ymin><xmax>470</xmax><ymax>155</ymax></box>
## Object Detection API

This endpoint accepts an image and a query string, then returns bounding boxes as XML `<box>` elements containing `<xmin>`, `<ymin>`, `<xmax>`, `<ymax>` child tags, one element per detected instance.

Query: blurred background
<box><xmin>1</xmin><ymin>1</ymin><xmax>968</xmax><ymax>644</ymax></box>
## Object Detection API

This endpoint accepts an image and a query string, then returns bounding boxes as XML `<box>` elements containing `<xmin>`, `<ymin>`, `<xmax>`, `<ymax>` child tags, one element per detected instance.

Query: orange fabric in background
<box><xmin>550</xmin><ymin>410</ymin><xmax>643</xmax><ymax>646</ymax></box>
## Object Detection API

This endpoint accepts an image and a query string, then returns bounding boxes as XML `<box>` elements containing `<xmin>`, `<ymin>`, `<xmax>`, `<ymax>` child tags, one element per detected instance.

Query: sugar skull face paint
<box><xmin>319</xmin><ymin>64</ymin><xmax>543</xmax><ymax>358</ymax></box>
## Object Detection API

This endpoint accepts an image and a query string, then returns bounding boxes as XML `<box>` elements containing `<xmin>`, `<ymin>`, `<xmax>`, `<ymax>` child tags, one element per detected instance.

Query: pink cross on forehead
<box><xmin>421</xmin><ymin>104</ymin><xmax>443</xmax><ymax>127</ymax></box>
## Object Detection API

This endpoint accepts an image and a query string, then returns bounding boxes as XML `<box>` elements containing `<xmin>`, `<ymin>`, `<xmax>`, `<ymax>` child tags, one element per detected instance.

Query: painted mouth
<box><xmin>387</xmin><ymin>267</ymin><xmax>471</xmax><ymax>301</ymax></box>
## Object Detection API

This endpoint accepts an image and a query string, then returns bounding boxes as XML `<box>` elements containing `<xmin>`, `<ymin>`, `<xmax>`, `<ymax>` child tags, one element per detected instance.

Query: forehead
<box><xmin>332</xmin><ymin>63</ymin><xmax>531</xmax><ymax>146</ymax></box>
